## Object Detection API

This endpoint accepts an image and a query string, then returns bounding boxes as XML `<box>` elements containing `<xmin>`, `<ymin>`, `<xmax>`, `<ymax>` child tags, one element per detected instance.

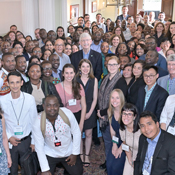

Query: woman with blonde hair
<box><xmin>106</xmin><ymin>89</ymin><xmax>126</xmax><ymax>175</ymax></box>
<box><xmin>109</xmin><ymin>34</ymin><xmax>122</xmax><ymax>54</ymax></box>
<box><xmin>76</xmin><ymin>59</ymin><xmax>98</xmax><ymax>167</ymax></box>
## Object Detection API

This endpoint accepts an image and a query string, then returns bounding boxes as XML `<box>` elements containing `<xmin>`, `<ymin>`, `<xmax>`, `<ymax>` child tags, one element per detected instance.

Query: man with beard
<box><xmin>91</xmin><ymin>30</ymin><xmax>103</xmax><ymax>53</ymax></box>
<box><xmin>0</xmin><ymin>53</ymin><xmax>16</xmax><ymax>95</ymax></box>
<box><xmin>23</xmin><ymin>40</ymin><xmax>35</xmax><ymax>61</ymax></box>
<box><xmin>49</xmin><ymin>54</ymin><xmax>61</xmax><ymax>82</ymax></box>
<box><xmin>0</xmin><ymin>41</ymin><xmax>11</xmax><ymax>59</ymax></box>
<box><xmin>15</xmin><ymin>55</ymin><xmax>28</xmax><ymax>82</ymax></box>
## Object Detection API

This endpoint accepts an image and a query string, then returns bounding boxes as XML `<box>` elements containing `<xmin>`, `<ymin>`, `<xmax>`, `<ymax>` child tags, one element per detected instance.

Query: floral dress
<box><xmin>0</xmin><ymin>119</ymin><xmax>10</xmax><ymax>175</ymax></box>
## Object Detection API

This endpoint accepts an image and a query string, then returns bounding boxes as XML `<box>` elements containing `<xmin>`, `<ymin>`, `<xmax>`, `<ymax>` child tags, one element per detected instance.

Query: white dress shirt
<box><xmin>97</xmin><ymin>23</ymin><xmax>106</xmax><ymax>33</ymax></box>
<box><xmin>54</xmin><ymin>52</ymin><xmax>71</xmax><ymax>71</ymax></box>
<box><xmin>0</xmin><ymin>91</ymin><xmax>38</xmax><ymax>148</ymax></box>
<box><xmin>33</xmin><ymin>107</ymin><xmax>81</xmax><ymax>172</ymax></box>
<box><xmin>160</xmin><ymin>95</ymin><xmax>175</xmax><ymax>129</ymax></box>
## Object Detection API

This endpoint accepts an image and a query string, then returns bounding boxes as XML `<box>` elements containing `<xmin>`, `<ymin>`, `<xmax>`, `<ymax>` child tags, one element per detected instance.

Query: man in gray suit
<box><xmin>157</xmin><ymin>54</ymin><xmax>175</xmax><ymax>95</ymax></box>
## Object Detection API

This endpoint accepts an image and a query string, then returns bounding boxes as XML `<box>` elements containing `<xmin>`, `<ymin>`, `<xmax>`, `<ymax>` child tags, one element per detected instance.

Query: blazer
<box><xmin>134</xmin><ymin>129</ymin><xmax>175</xmax><ymax>175</ymax></box>
<box><xmin>116</xmin><ymin>14</ymin><xmax>129</xmax><ymax>22</ymax></box>
<box><xmin>126</xmin><ymin>77</ymin><xmax>146</xmax><ymax>105</ymax></box>
<box><xmin>157</xmin><ymin>74</ymin><xmax>175</xmax><ymax>95</ymax></box>
<box><xmin>136</xmin><ymin>84</ymin><xmax>169</xmax><ymax>121</ymax></box>
<box><xmin>157</xmin><ymin>66</ymin><xmax>168</xmax><ymax>78</ymax></box>
<box><xmin>71</xmin><ymin>49</ymin><xmax>102</xmax><ymax>81</ymax></box>
<box><xmin>23</xmin><ymin>52</ymin><xmax>30</xmax><ymax>61</ymax></box>
<box><xmin>21</xmin><ymin>80</ymin><xmax>63</xmax><ymax>112</ymax></box>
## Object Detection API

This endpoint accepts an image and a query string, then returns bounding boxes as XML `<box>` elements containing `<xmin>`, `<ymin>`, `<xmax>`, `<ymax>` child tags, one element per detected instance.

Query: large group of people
<box><xmin>1</xmin><ymin>5</ymin><xmax>175</xmax><ymax>175</ymax></box>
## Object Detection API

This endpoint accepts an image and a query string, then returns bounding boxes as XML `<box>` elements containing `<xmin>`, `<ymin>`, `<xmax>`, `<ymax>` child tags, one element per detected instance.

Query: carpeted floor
<box><xmin>55</xmin><ymin>137</ymin><xmax>107</xmax><ymax>175</ymax></box>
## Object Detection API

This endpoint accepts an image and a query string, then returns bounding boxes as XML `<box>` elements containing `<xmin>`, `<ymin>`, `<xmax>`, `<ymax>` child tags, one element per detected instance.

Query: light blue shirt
<box><xmin>90</xmin><ymin>40</ymin><xmax>103</xmax><ymax>53</ymax></box>
<box><xmin>142</xmin><ymin>129</ymin><xmax>161</xmax><ymax>174</ymax></box>
<box><xmin>144</xmin><ymin>83</ymin><xmax>157</xmax><ymax>110</ymax></box>
<box><xmin>83</xmin><ymin>50</ymin><xmax>90</xmax><ymax>59</ymax></box>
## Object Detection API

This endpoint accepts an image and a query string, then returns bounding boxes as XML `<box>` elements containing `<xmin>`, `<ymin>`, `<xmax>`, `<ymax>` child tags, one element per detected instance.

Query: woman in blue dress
<box><xmin>106</xmin><ymin>89</ymin><xmax>126</xmax><ymax>175</ymax></box>
<box><xmin>0</xmin><ymin>109</ymin><xmax>12</xmax><ymax>175</ymax></box>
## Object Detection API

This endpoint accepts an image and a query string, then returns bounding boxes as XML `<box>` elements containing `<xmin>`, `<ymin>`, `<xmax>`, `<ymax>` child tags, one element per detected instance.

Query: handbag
<box><xmin>20</xmin><ymin>148</ymin><xmax>40</xmax><ymax>175</ymax></box>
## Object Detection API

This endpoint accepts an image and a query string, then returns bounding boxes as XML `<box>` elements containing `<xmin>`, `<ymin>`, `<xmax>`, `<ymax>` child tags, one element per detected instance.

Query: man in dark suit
<box><xmin>145</xmin><ymin>50</ymin><xmax>168</xmax><ymax>78</ymax></box>
<box><xmin>116</xmin><ymin>6</ymin><xmax>129</xmax><ymax>22</ymax></box>
<box><xmin>136</xmin><ymin>65</ymin><xmax>168</xmax><ymax>121</ymax></box>
<box><xmin>134</xmin><ymin>111</ymin><xmax>175</xmax><ymax>175</ymax></box>
<box><xmin>23</xmin><ymin>40</ymin><xmax>35</xmax><ymax>61</ymax></box>
<box><xmin>71</xmin><ymin>33</ymin><xmax>102</xmax><ymax>81</ymax></box>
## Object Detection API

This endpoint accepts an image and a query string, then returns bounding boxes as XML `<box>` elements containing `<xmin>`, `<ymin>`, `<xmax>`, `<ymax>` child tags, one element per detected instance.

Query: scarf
<box><xmin>98</xmin><ymin>71</ymin><xmax>121</xmax><ymax>131</ymax></box>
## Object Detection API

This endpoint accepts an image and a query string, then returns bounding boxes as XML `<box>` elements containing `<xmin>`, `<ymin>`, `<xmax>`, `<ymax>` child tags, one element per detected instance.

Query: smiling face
<box><xmin>127</xmin><ymin>41</ymin><xmax>135</xmax><ymax>52</ymax></box>
<box><xmin>133</xmin><ymin>63</ymin><xmax>143</xmax><ymax>78</ymax></box>
<box><xmin>64</xmin><ymin>45</ymin><xmax>72</xmax><ymax>56</ymax></box>
<box><xmin>167</xmin><ymin>61</ymin><xmax>175</xmax><ymax>76</ymax></box>
<box><xmin>57</xmin><ymin>28</ymin><xmax>64</xmax><ymax>37</ymax></box>
<box><xmin>16</xmin><ymin>56</ymin><xmax>26</xmax><ymax>73</ymax></box>
<box><xmin>42</xmin><ymin>63</ymin><xmax>52</xmax><ymax>77</ymax></box>
<box><xmin>123</xmin><ymin>66</ymin><xmax>132</xmax><ymax>78</ymax></box>
<box><xmin>107</xmin><ymin>58</ymin><xmax>120</xmax><ymax>75</ymax></box>
<box><xmin>110</xmin><ymin>91</ymin><xmax>121</xmax><ymax>108</ymax></box>
<box><xmin>118</xmin><ymin>43</ymin><xmax>127</xmax><ymax>55</ymax></box>
<box><xmin>145</xmin><ymin>50</ymin><xmax>158</xmax><ymax>65</ymax></box>
<box><xmin>2</xmin><ymin>55</ymin><xmax>16</xmax><ymax>72</ymax></box>
<box><xmin>139</xmin><ymin>116</ymin><xmax>159</xmax><ymax>140</ymax></box>
<box><xmin>14</xmin><ymin>44</ymin><xmax>23</xmax><ymax>55</ymax></box>
<box><xmin>122</xmin><ymin>110</ymin><xmax>135</xmax><ymax>127</ymax></box>
<box><xmin>80</xmin><ymin>37</ymin><xmax>92</xmax><ymax>50</ymax></box>
<box><xmin>101</xmin><ymin>42</ymin><xmax>109</xmax><ymax>54</ymax></box>
<box><xmin>136</xmin><ymin>45</ymin><xmax>144</xmax><ymax>57</ymax></box>
<box><xmin>120</xmin><ymin>56</ymin><xmax>130</xmax><ymax>70</ymax></box>
<box><xmin>49</xmin><ymin>54</ymin><xmax>60</xmax><ymax>70</ymax></box>
<box><xmin>80</xmin><ymin>62</ymin><xmax>90</xmax><ymax>76</ymax></box>
<box><xmin>43</xmin><ymin>50</ymin><xmax>51</xmax><ymax>60</ymax></box>
<box><xmin>28</xmin><ymin>65</ymin><xmax>41</xmax><ymax>81</ymax></box>
<box><xmin>63</xmin><ymin>67</ymin><xmax>75</xmax><ymax>82</ymax></box>
<box><xmin>112</xmin><ymin>36</ymin><xmax>120</xmax><ymax>47</ymax></box>
<box><xmin>1</xmin><ymin>41</ymin><xmax>11</xmax><ymax>54</ymax></box>
<box><xmin>170</xmin><ymin>24</ymin><xmax>175</xmax><ymax>36</ymax></box>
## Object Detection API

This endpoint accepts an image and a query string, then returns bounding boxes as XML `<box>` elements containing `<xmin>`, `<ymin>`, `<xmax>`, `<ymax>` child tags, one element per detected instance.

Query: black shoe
<box><xmin>99</xmin><ymin>161</ymin><xmax>106</xmax><ymax>169</ymax></box>
<box><xmin>64</xmin><ymin>169</ymin><xmax>70</xmax><ymax>175</ymax></box>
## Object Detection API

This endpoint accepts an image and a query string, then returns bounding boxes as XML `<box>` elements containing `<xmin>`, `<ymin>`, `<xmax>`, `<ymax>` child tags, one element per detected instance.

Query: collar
<box><xmin>9</xmin><ymin>91</ymin><xmax>24</xmax><ymax>101</ymax></box>
<box><xmin>168</xmin><ymin>74</ymin><xmax>175</xmax><ymax>80</ymax></box>
<box><xmin>83</xmin><ymin>49</ymin><xmax>90</xmax><ymax>55</ymax></box>
<box><xmin>145</xmin><ymin>82</ymin><xmax>157</xmax><ymax>92</ymax></box>
<box><xmin>147</xmin><ymin>129</ymin><xmax>161</xmax><ymax>144</ymax></box>
<box><xmin>2</xmin><ymin>67</ymin><xmax>9</xmax><ymax>75</ymax></box>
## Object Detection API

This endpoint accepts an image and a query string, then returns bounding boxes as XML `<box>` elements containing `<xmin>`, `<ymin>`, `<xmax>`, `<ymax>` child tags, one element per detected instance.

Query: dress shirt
<box><xmin>167</xmin><ymin>76</ymin><xmax>175</xmax><ymax>93</ymax></box>
<box><xmin>144</xmin><ymin>83</ymin><xmax>157</xmax><ymax>109</ymax></box>
<box><xmin>0</xmin><ymin>91</ymin><xmax>37</xmax><ymax>148</ymax></box>
<box><xmin>97</xmin><ymin>23</ymin><xmax>106</xmax><ymax>33</ymax></box>
<box><xmin>90</xmin><ymin>40</ymin><xmax>102</xmax><ymax>53</ymax></box>
<box><xmin>54</xmin><ymin>52</ymin><xmax>71</xmax><ymax>71</ymax></box>
<box><xmin>52</xmin><ymin>70</ymin><xmax>61</xmax><ymax>80</ymax></box>
<box><xmin>123</xmin><ymin>28</ymin><xmax>132</xmax><ymax>41</ymax></box>
<box><xmin>16</xmin><ymin>70</ymin><xmax>29</xmax><ymax>83</ymax></box>
<box><xmin>33</xmin><ymin>107</ymin><xmax>81</xmax><ymax>172</ymax></box>
<box><xmin>0</xmin><ymin>68</ymin><xmax>9</xmax><ymax>89</ymax></box>
<box><xmin>83</xmin><ymin>50</ymin><xmax>90</xmax><ymax>59</ymax></box>
<box><xmin>39</xmin><ymin>39</ymin><xmax>45</xmax><ymax>48</ymax></box>
<box><xmin>142</xmin><ymin>129</ymin><xmax>161</xmax><ymax>174</ymax></box>
<box><xmin>160</xmin><ymin>95</ymin><xmax>175</xmax><ymax>129</ymax></box>
<box><xmin>158</xmin><ymin>49</ymin><xmax>166</xmax><ymax>58</ymax></box>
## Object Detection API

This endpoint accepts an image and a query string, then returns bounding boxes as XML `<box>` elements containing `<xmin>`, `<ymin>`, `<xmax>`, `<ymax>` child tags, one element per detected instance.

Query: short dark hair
<box><xmin>13</xmin><ymin>41</ymin><xmax>23</xmax><ymax>48</ymax></box>
<box><xmin>115</xmin><ymin>42</ymin><xmax>131</xmax><ymax>56</ymax></box>
<box><xmin>15</xmin><ymin>55</ymin><xmax>26</xmax><ymax>63</ymax></box>
<box><xmin>7</xmin><ymin>71</ymin><xmax>22</xmax><ymax>82</ymax></box>
<box><xmin>32</xmin><ymin>46</ymin><xmax>41</xmax><ymax>53</ymax></box>
<box><xmin>96</xmin><ymin>13</ymin><xmax>102</xmax><ymax>17</ymax></box>
<box><xmin>29</xmin><ymin>55</ymin><xmax>40</xmax><ymax>64</ymax></box>
<box><xmin>10</xmin><ymin>25</ymin><xmax>17</xmax><ymax>29</ymax></box>
<box><xmin>78</xmin><ymin>16</ymin><xmax>84</xmax><ymax>20</ymax></box>
<box><xmin>120</xmin><ymin>103</ymin><xmax>140</xmax><ymax>133</ymax></box>
<box><xmin>159</xmin><ymin>12</ymin><xmax>165</xmax><ymax>15</ymax></box>
<box><xmin>137</xmin><ymin>23</ymin><xmax>145</xmax><ymax>30</ymax></box>
<box><xmin>76</xmin><ymin>26</ymin><xmax>83</xmax><ymax>30</ymax></box>
<box><xmin>26</xmin><ymin>62</ymin><xmax>43</xmax><ymax>78</ymax></box>
<box><xmin>84</xmin><ymin>14</ymin><xmax>90</xmax><ymax>18</ymax></box>
<box><xmin>143</xmin><ymin>65</ymin><xmax>158</xmax><ymax>74</ymax></box>
<box><xmin>139</xmin><ymin>111</ymin><xmax>158</xmax><ymax>123</ymax></box>
<box><xmin>119</xmin><ymin>55</ymin><xmax>131</xmax><ymax>62</ymax></box>
<box><xmin>44</xmin><ymin>94</ymin><xmax>59</xmax><ymax>104</ymax></box>
<box><xmin>105</xmin><ymin>53</ymin><xmax>115</xmax><ymax>58</ymax></box>
<box><xmin>2</xmin><ymin>53</ymin><xmax>14</xmax><ymax>61</ymax></box>
<box><xmin>123</xmin><ymin>63</ymin><xmax>133</xmax><ymax>70</ymax></box>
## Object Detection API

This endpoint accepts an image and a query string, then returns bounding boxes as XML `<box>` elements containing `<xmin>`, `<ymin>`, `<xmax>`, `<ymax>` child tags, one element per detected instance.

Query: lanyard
<box><xmin>125</xmin><ymin>128</ymin><xmax>135</xmax><ymax>161</ymax></box>
<box><xmin>10</xmin><ymin>93</ymin><xmax>25</xmax><ymax>125</ymax></box>
<box><xmin>51</xmin><ymin>121</ymin><xmax>58</xmax><ymax>140</ymax></box>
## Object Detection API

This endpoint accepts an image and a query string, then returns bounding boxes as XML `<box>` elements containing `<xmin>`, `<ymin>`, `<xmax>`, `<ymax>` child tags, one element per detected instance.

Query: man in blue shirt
<box><xmin>134</xmin><ymin>111</ymin><xmax>175</xmax><ymax>175</ymax></box>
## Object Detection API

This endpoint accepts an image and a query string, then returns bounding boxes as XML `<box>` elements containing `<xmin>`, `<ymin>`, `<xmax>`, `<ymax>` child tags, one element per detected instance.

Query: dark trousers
<box><xmin>46</xmin><ymin>155</ymin><xmax>83</xmax><ymax>175</ymax></box>
<box><xmin>10</xmin><ymin>136</ymin><xmax>31</xmax><ymax>175</ymax></box>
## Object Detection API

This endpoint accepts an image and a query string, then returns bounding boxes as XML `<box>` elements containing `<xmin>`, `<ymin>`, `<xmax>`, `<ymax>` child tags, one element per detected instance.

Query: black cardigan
<box><xmin>21</xmin><ymin>80</ymin><xmax>63</xmax><ymax>112</ymax></box>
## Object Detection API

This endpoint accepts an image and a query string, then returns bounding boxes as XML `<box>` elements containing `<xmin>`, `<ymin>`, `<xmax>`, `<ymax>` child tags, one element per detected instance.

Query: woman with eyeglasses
<box><xmin>119</xmin><ymin>103</ymin><xmax>140</xmax><ymax>175</ymax></box>
<box><xmin>97</xmin><ymin>55</ymin><xmax>127</xmax><ymax>170</ymax></box>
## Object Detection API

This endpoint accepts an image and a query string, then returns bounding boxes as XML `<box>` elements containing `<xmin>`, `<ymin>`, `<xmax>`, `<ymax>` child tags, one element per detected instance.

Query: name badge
<box><xmin>122</xmin><ymin>143</ymin><xmax>129</xmax><ymax>152</ymax></box>
<box><xmin>167</xmin><ymin>126</ymin><xmax>175</xmax><ymax>135</ymax></box>
<box><xmin>143</xmin><ymin>169</ymin><xmax>150</xmax><ymax>175</ymax></box>
<box><xmin>0</xmin><ymin>148</ymin><xmax>2</xmax><ymax>156</ymax></box>
<box><xmin>112</xmin><ymin>136</ymin><xmax>119</xmax><ymax>144</ymax></box>
<box><xmin>14</xmin><ymin>125</ymin><xmax>23</xmax><ymax>135</ymax></box>
<box><xmin>68</xmin><ymin>99</ymin><xmax>76</xmax><ymax>106</ymax></box>
<box><xmin>54</xmin><ymin>142</ymin><xmax>61</xmax><ymax>147</ymax></box>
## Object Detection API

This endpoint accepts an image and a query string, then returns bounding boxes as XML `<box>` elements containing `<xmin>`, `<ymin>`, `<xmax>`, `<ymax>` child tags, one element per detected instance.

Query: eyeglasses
<box><xmin>81</xmin><ymin>39</ymin><xmax>91</xmax><ymax>42</ymax></box>
<box><xmin>55</xmin><ymin>44</ymin><xmax>64</xmax><ymax>47</ymax></box>
<box><xmin>107</xmin><ymin>64</ymin><xmax>118</xmax><ymax>67</ymax></box>
<box><xmin>43</xmin><ymin>67</ymin><xmax>52</xmax><ymax>71</ymax></box>
<box><xmin>143</xmin><ymin>74</ymin><xmax>157</xmax><ymax>79</ymax></box>
<box><xmin>168</xmin><ymin>63</ymin><xmax>175</xmax><ymax>66</ymax></box>
<box><xmin>33</xmin><ymin>50</ymin><xmax>41</xmax><ymax>53</ymax></box>
<box><xmin>122</xmin><ymin>112</ymin><xmax>133</xmax><ymax>117</ymax></box>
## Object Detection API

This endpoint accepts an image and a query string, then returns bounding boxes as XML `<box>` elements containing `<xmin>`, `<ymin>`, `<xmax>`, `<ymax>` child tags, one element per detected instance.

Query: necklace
<box><xmin>31</xmin><ymin>80</ymin><xmax>40</xmax><ymax>85</ymax></box>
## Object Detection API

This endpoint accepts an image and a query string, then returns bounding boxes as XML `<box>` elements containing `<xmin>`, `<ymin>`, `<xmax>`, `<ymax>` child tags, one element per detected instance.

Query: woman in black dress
<box><xmin>76</xmin><ymin>59</ymin><xmax>98</xmax><ymax>167</ymax></box>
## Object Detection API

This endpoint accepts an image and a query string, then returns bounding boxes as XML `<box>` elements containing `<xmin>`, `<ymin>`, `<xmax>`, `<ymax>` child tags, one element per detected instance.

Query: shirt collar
<box><xmin>147</xmin><ymin>129</ymin><xmax>161</xmax><ymax>144</ymax></box>
<box><xmin>145</xmin><ymin>82</ymin><xmax>157</xmax><ymax>92</ymax></box>
<box><xmin>83</xmin><ymin>50</ymin><xmax>90</xmax><ymax>56</ymax></box>
<box><xmin>9</xmin><ymin>91</ymin><xmax>24</xmax><ymax>101</ymax></box>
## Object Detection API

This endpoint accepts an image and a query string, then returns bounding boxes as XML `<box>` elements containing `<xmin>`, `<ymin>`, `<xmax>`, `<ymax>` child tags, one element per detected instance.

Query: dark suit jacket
<box><xmin>134</xmin><ymin>130</ymin><xmax>175</xmax><ymax>175</ymax></box>
<box><xmin>116</xmin><ymin>14</ymin><xmax>129</xmax><ymax>22</ymax></box>
<box><xmin>136</xmin><ymin>84</ymin><xmax>168</xmax><ymax>121</ymax></box>
<box><xmin>157</xmin><ymin>66</ymin><xmax>168</xmax><ymax>78</ymax></box>
<box><xmin>71</xmin><ymin>49</ymin><xmax>102</xmax><ymax>81</ymax></box>
<box><xmin>23</xmin><ymin>52</ymin><xmax>30</xmax><ymax>61</ymax></box>
<box><xmin>126</xmin><ymin>77</ymin><xmax>146</xmax><ymax>105</ymax></box>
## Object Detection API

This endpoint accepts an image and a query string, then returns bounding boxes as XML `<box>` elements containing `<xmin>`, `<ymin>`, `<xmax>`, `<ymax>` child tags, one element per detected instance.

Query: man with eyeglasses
<box><xmin>71</xmin><ymin>33</ymin><xmax>102</xmax><ymax>81</ymax></box>
<box><xmin>145</xmin><ymin>50</ymin><xmax>168</xmax><ymax>78</ymax></box>
<box><xmin>136</xmin><ymin>65</ymin><xmax>168</xmax><ymax>121</ymax></box>
<box><xmin>139</xmin><ymin>37</ymin><xmax>167</xmax><ymax>71</ymax></box>
<box><xmin>54</xmin><ymin>39</ymin><xmax>70</xmax><ymax>71</ymax></box>
<box><xmin>157</xmin><ymin>54</ymin><xmax>175</xmax><ymax>95</ymax></box>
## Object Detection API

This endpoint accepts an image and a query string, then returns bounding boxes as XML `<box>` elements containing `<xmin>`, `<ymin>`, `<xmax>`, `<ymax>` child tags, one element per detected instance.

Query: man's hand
<box><xmin>41</xmin><ymin>171</ymin><xmax>52</xmax><ymax>175</ymax></box>
<box><xmin>65</xmin><ymin>154</ymin><xmax>77</xmax><ymax>166</ymax></box>
<box><xmin>9</xmin><ymin>137</ymin><xmax>21</xmax><ymax>146</ymax></box>
<box><xmin>30</xmin><ymin>144</ymin><xmax>35</xmax><ymax>152</ymax></box>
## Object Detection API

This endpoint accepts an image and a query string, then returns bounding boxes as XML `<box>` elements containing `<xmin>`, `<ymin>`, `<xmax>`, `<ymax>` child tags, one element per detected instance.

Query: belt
<box><xmin>20</xmin><ymin>133</ymin><xmax>31</xmax><ymax>141</ymax></box>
